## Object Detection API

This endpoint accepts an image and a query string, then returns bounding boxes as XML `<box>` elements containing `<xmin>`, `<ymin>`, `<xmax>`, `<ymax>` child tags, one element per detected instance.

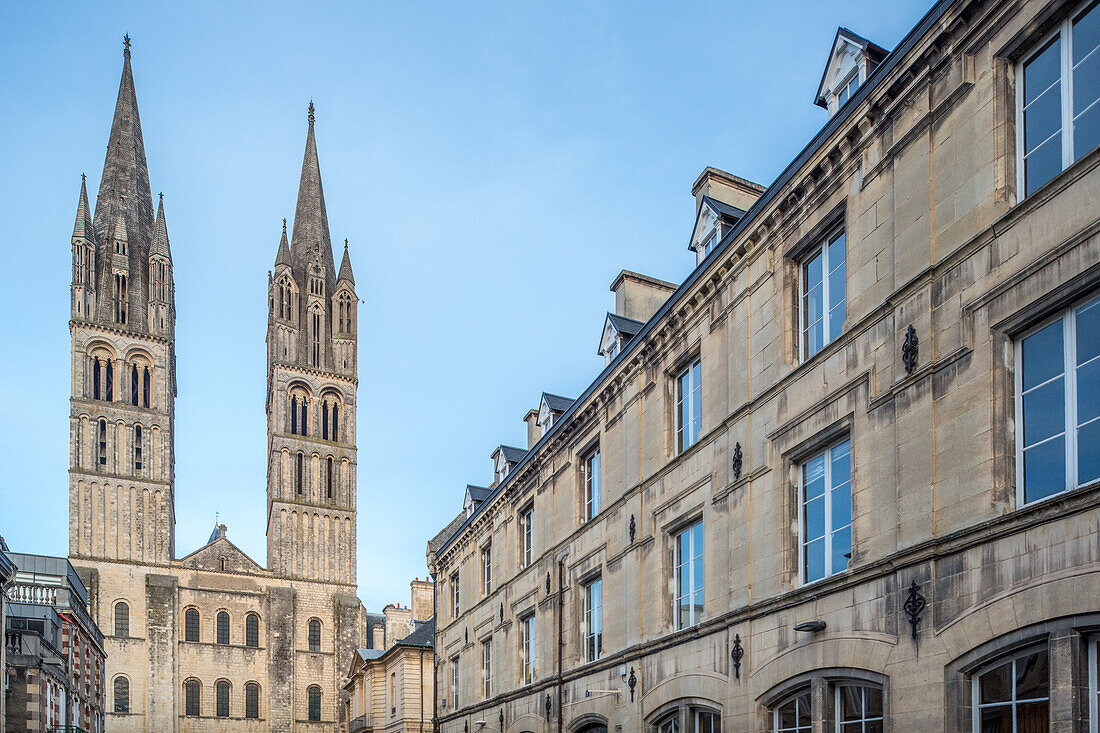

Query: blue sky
<box><xmin>0</xmin><ymin>1</ymin><xmax>931</xmax><ymax>610</ymax></box>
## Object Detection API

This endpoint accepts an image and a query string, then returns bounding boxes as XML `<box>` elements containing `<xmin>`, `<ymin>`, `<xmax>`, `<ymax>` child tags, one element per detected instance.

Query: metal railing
<box><xmin>349</xmin><ymin>712</ymin><xmax>372</xmax><ymax>732</ymax></box>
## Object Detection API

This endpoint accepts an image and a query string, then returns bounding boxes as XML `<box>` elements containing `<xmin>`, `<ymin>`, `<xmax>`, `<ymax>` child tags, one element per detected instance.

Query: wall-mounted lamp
<box><xmin>793</xmin><ymin>620</ymin><xmax>826</xmax><ymax>633</ymax></box>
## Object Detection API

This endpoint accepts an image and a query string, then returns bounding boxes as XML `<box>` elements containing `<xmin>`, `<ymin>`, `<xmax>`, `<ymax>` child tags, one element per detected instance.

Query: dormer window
<box><xmin>835</xmin><ymin>71</ymin><xmax>860</xmax><ymax>108</ymax></box>
<box><xmin>814</xmin><ymin>28</ymin><xmax>887</xmax><ymax>117</ymax></box>
<box><xmin>599</xmin><ymin>313</ymin><xmax>643</xmax><ymax>366</ymax></box>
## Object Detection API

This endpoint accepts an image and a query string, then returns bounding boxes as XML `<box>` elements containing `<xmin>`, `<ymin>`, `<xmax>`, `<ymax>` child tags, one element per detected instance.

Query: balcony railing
<box><xmin>8</xmin><ymin>582</ymin><xmax>59</xmax><ymax>605</ymax></box>
<box><xmin>349</xmin><ymin>713</ymin><xmax>372</xmax><ymax>732</ymax></box>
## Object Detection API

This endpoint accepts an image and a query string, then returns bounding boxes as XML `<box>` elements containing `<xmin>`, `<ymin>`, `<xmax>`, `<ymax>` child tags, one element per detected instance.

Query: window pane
<box><xmin>804</xmin><ymin>496</ymin><xmax>826</xmax><ymax>543</ymax></box>
<box><xmin>1078</xmin><ymin>419</ymin><xmax>1100</xmax><ymax>485</ymax></box>
<box><xmin>831</xmin><ymin>526</ymin><xmax>852</xmax><ymax>574</ymax></box>
<box><xmin>1022</xmin><ymin>378</ymin><xmax>1066</xmax><ymax>445</ymax></box>
<box><xmin>831</xmin><ymin>441</ymin><xmax>851</xmax><ymax>485</ymax></box>
<box><xmin>804</xmin><ymin>537</ymin><xmax>825</xmax><ymax>582</ymax></box>
<box><xmin>1075</xmin><ymin>2</ymin><xmax>1100</xmax><ymax>65</ymax></box>
<box><xmin>805</xmin><ymin>251</ymin><xmax>823</xmax><ymax>290</ymax></box>
<box><xmin>804</xmin><ymin>454</ymin><xmax>826</xmax><ymax>500</ymax></box>
<box><xmin>1025</xmin><ymin>37</ymin><xmax>1062</xmax><ymax>105</ymax></box>
<box><xmin>1015</xmin><ymin>650</ymin><xmax>1050</xmax><ymax>700</ymax></box>
<box><xmin>979</xmin><ymin>661</ymin><xmax>1012</xmax><ymax>703</ymax></box>
<box><xmin>840</xmin><ymin>686</ymin><xmax>862</xmax><ymax>720</ymax></box>
<box><xmin>1078</xmin><ymin>359</ymin><xmax>1100</xmax><ymax>424</ymax></box>
<box><xmin>1023</xmin><ymin>320</ymin><xmax>1065</xmax><ymax>389</ymax></box>
<box><xmin>1026</xmin><ymin>132</ymin><xmax>1064</xmax><ymax>195</ymax></box>
<box><xmin>1075</xmin><ymin>45</ymin><xmax>1100</xmax><ymax>120</ymax></box>
<box><xmin>864</xmin><ymin>687</ymin><xmax>883</xmax><ymax>716</ymax></box>
<box><xmin>1024</xmin><ymin>437</ymin><xmax>1067</xmax><ymax>502</ymax></box>
<box><xmin>1025</xmin><ymin>84</ymin><xmax>1063</xmax><ymax>155</ymax></box>
<box><xmin>979</xmin><ymin>706</ymin><xmax>1012</xmax><ymax>731</ymax></box>
<box><xmin>828</xmin><ymin>298</ymin><xmax>846</xmax><ymax>343</ymax></box>
<box><xmin>1077</xmin><ymin>299</ymin><xmax>1100</xmax><ymax>364</ymax></box>
<box><xmin>1017</xmin><ymin>700</ymin><xmax>1050</xmax><ymax>728</ymax></box>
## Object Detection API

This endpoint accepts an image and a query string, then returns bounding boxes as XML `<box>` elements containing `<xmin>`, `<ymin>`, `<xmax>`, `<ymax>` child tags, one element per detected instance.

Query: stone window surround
<box><xmin>645</xmin><ymin>697</ymin><xmax>722</xmax><ymax>733</ymax></box>
<box><xmin>576</xmin><ymin>433</ymin><xmax>601</xmax><ymax>524</ymax></box>
<box><xmin>944</xmin><ymin>612</ymin><xmax>1100</xmax><ymax>732</ymax></box>
<box><xmin>661</xmin><ymin>507</ymin><xmax>705</xmax><ymax>633</ymax></box>
<box><xmin>757</xmin><ymin>667</ymin><xmax>889</xmax><ymax>732</ymax></box>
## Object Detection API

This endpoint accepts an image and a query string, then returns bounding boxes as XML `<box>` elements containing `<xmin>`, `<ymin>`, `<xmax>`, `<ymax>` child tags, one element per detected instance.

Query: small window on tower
<box><xmin>93</xmin><ymin>357</ymin><xmax>101</xmax><ymax>399</ymax></box>
<box><xmin>296</xmin><ymin>453</ymin><xmax>304</xmax><ymax>495</ymax></box>
<box><xmin>143</xmin><ymin>367</ymin><xmax>150</xmax><ymax>408</ymax></box>
<box><xmin>98</xmin><ymin>419</ymin><xmax>107</xmax><ymax>467</ymax></box>
<box><xmin>134</xmin><ymin>425</ymin><xmax>142</xmax><ymax>472</ymax></box>
<box><xmin>131</xmin><ymin>365</ymin><xmax>139</xmax><ymax>406</ymax></box>
<box><xmin>326</xmin><ymin>457</ymin><xmax>334</xmax><ymax>499</ymax></box>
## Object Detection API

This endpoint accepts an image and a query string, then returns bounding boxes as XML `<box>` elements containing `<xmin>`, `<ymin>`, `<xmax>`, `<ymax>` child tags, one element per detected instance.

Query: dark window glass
<box><xmin>185</xmin><ymin>608</ymin><xmax>200</xmax><ymax>642</ymax></box>
<box><xmin>245</xmin><ymin>683</ymin><xmax>259</xmax><ymax>719</ymax></box>
<box><xmin>131</xmin><ymin>365</ymin><xmax>139</xmax><ymax>405</ymax></box>
<box><xmin>308</xmin><ymin>619</ymin><xmax>321</xmax><ymax>652</ymax></box>
<box><xmin>143</xmin><ymin>367</ymin><xmax>150</xmax><ymax>408</ymax></box>
<box><xmin>246</xmin><ymin>613</ymin><xmax>259</xmax><ymax>648</ymax></box>
<box><xmin>106</xmin><ymin>360</ymin><xmax>113</xmax><ymax>400</ymax></box>
<box><xmin>308</xmin><ymin>686</ymin><xmax>322</xmax><ymax>722</ymax></box>
<box><xmin>184</xmin><ymin>680</ymin><xmax>201</xmax><ymax>716</ymax></box>
<box><xmin>296</xmin><ymin>453</ymin><xmax>304</xmax><ymax>494</ymax></box>
<box><xmin>323</xmin><ymin>401</ymin><xmax>329</xmax><ymax>440</ymax></box>
<box><xmin>332</xmin><ymin>403</ymin><xmax>339</xmax><ymax>441</ymax></box>
<box><xmin>327</xmin><ymin>458</ymin><xmax>334</xmax><ymax>499</ymax></box>
<box><xmin>93</xmin><ymin>357</ymin><xmax>101</xmax><ymax>399</ymax></box>
<box><xmin>301</xmin><ymin>398</ymin><xmax>308</xmax><ymax>436</ymax></box>
<box><xmin>217</xmin><ymin>611</ymin><xmax>230</xmax><ymax>645</ymax></box>
<box><xmin>216</xmin><ymin>681</ymin><xmax>230</xmax><ymax>718</ymax></box>
<box><xmin>114</xmin><ymin>601</ymin><xmax>129</xmax><ymax>637</ymax></box>
<box><xmin>113</xmin><ymin>677</ymin><xmax>129</xmax><ymax>713</ymax></box>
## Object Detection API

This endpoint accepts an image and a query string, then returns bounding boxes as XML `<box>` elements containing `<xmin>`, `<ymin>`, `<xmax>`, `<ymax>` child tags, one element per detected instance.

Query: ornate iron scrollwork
<box><xmin>629</xmin><ymin>514</ymin><xmax>636</xmax><ymax>544</ymax></box>
<box><xmin>731</xmin><ymin>633</ymin><xmax>744</xmax><ymax>679</ymax></box>
<box><xmin>902</xmin><ymin>325</ymin><xmax>919</xmax><ymax>374</ymax></box>
<box><xmin>732</xmin><ymin>442</ymin><xmax>743</xmax><ymax>480</ymax></box>
<box><xmin>464</xmin><ymin>628</ymin><xmax>468</xmax><ymax>645</ymax></box>
<box><xmin>628</xmin><ymin>666</ymin><xmax>637</xmax><ymax>702</ymax></box>
<box><xmin>499</xmin><ymin>602</ymin><xmax>504</xmax><ymax>623</ymax></box>
<box><xmin>546</xmin><ymin>572</ymin><xmax>551</xmax><ymax>594</ymax></box>
<box><xmin>499</xmin><ymin>709</ymin><xmax>504</xmax><ymax>729</ymax></box>
<box><xmin>545</xmin><ymin>693</ymin><xmax>552</xmax><ymax>720</ymax></box>
<box><xmin>903</xmin><ymin>578</ymin><xmax>926</xmax><ymax>640</ymax></box>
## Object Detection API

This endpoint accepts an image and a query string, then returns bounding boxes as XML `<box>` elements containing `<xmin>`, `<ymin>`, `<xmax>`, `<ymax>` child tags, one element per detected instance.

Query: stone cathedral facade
<box><xmin>67</xmin><ymin>43</ymin><xmax>369</xmax><ymax>732</ymax></box>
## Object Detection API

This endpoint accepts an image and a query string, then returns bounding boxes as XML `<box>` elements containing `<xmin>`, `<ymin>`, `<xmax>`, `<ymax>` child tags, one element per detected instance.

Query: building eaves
<box><xmin>435</xmin><ymin>0</ymin><xmax>958</xmax><ymax>561</ymax></box>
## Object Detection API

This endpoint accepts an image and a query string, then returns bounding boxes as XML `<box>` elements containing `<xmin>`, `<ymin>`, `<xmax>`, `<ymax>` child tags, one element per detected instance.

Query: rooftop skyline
<box><xmin>0</xmin><ymin>0</ymin><xmax>931</xmax><ymax>610</ymax></box>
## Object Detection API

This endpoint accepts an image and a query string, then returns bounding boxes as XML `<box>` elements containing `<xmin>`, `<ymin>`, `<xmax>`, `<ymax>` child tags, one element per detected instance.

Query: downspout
<box><xmin>420</xmin><ymin>648</ymin><xmax>426</xmax><ymax>733</ymax></box>
<box><xmin>431</xmin><ymin>572</ymin><xmax>438</xmax><ymax>733</ymax></box>
<box><xmin>557</xmin><ymin>558</ymin><xmax>564</xmax><ymax>733</ymax></box>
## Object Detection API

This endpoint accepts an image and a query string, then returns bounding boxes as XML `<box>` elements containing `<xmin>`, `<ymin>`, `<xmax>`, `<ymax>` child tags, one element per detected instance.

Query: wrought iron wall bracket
<box><xmin>903</xmin><ymin>578</ymin><xmax>926</xmax><ymax>640</ymax></box>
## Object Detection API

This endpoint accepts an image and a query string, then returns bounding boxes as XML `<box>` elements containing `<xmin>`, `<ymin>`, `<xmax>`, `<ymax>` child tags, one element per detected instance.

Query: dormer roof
<box><xmin>814</xmin><ymin>27</ymin><xmax>888</xmax><ymax>109</ymax></box>
<box><xmin>463</xmin><ymin>485</ymin><xmax>490</xmax><ymax>518</ymax></box>
<box><xmin>538</xmin><ymin>393</ymin><xmax>574</xmax><ymax>430</ymax></box>
<box><xmin>598</xmin><ymin>312</ymin><xmax>644</xmax><ymax>359</ymax></box>
<box><xmin>689</xmin><ymin>195</ymin><xmax>746</xmax><ymax>253</ymax></box>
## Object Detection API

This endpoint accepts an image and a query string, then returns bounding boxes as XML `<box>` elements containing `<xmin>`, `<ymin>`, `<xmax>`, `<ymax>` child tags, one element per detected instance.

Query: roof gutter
<box><xmin>436</xmin><ymin>0</ymin><xmax>959</xmax><ymax>559</ymax></box>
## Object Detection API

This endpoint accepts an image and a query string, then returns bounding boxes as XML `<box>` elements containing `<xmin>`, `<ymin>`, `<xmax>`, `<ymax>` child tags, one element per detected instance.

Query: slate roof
<box><xmin>499</xmin><ymin>445</ymin><xmax>527</xmax><ymax>464</ymax></box>
<box><xmin>356</xmin><ymin>648</ymin><xmax>384</xmax><ymax>661</ymax></box>
<box><xmin>396</xmin><ymin>616</ymin><xmax>435</xmax><ymax>649</ymax></box>
<box><xmin>466</xmin><ymin>485</ymin><xmax>491</xmax><ymax>503</ymax></box>
<box><xmin>428</xmin><ymin>511</ymin><xmax>467</xmax><ymax>556</ymax></box>
<box><xmin>541</xmin><ymin>393</ymin><xmax>573</xmax><ymax>413</ymax></box>
<box><xmin>607</xmin><ymin>313</ymin><xmax>643</xmax><ymax>338</ymax></box>
<box><xmin>700</xmin><ymin>195</ymin><xmax>746</xmax><ymax>221</ymax></box>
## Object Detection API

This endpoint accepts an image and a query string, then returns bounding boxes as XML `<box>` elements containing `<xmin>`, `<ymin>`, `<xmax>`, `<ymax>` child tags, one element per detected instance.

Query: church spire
<box><xmin>73</xmin><ymin>173</ymin><xmax>95</xmax><ymax>241</ymax></box>
<box><xmin>290</xmin><ymin>101</ymin><xmax>335</xmax><ymax>290</ymax></box>
<box><xmin>275</xmin><ymin>218</ymin><xmax>292</xmax><ymax>268</ymax></box>
<box><xmin>338</xmin><ymin>239</ymin><xmax>355</xmax><ymax>286</ymax></box>
<box><xmin>151</xmin><ymin>193</ymin><xmax>171</xmax><ymax>260</ymax></box>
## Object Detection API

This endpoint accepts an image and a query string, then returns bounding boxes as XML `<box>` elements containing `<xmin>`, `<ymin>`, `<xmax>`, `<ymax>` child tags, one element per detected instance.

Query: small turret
<box><xmin>275</xmin><ymin>218</ymin><xmax>292</xmax><ymax>269</ymax></box>
<box><xmin>333</xmin><ymin>239</ymin><xmax>357</xmax><ymax>375</ymax></box>
<box><xmin>148</xmin><ymin>193</ymin><xmax>174</xmax><ymax>335</ymax></box>
<box><xmin>337</xmin><ymin>239</ymin><xmax>355</xmax><ymax>287</ymax></box>
<box><xmin>71</xmin><ymin>174</ymin><xmax>97</xmax><ymax>319</ymax></box>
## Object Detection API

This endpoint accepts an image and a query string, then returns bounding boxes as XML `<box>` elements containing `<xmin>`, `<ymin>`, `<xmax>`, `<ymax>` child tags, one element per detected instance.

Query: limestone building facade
<box><xmin>66</xmin><ymin>41</ymin><xmax>373</xmax><ymax>732</ymax></box>
<box><xmin>427</xmin><ymin>0</ymin><xmax>1100</xmax><ymax>731</ymax></box>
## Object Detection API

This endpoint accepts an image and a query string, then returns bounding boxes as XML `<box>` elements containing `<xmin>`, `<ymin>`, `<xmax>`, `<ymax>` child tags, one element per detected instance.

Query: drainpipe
<box><xmin>557</xmin><ymin>558</ymin><xmax>565</xmax><ymax>733</ymax></box>
<box><xmin>431</xmin><ymin>572</ymin><xmax>438</xmax><ymax>733</ymax></box>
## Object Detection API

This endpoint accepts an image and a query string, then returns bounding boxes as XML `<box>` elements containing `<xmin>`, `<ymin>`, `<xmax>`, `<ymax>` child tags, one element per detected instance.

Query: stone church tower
<box><xmin>69</xmin><ymin>38</ymin><xmax>177</xmax><ymax>567</ymax></box>
<box><xmin>266</xmin><ymin>102</ymin><xmax>359</xmax><ymax>585</ymax></box>
<box><xmin>66</xmin><ymin>41</ymin><xmax>372</xmax><ymax>732</ymax></box>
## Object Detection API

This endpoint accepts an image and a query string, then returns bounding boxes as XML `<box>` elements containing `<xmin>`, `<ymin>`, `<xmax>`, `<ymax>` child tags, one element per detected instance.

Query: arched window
<box><xmin>246</xmin><ymin>613</ymin><xmax>260</xmax><ymax>648</ymax></box>
<box><xmin>332</xmin><ymin>403</ymin><xmax>339</xmax><ymax>441</ymax></box>
<box><xmin>216</xmin><ymin>611</ymin><xmax>230</xmax><ymax>645</ymax></box>
<box><xmin>134</xmin><ymin>425</ymin><xmax>142</xmax><ymax>472</ymax></box>
<box><xmin>184</xmin><ymin>679</ymin><xmax>201</xmax><ymax>717</ymax></box>
<box><xmin>113</xmin><ymin>676</ymin><xmax>130</xmax><ymax>714</ymax></box>
<box><xmin>296</xmin><ymin>453</ymin><xmax>304</xmax><ymax>495</ymax></box>
<box><xmin>308</xmin><ymin>618</ymin><xmax>322</xmax><ymax>652</ymax></box>
<box><xmin>184</xmin><ymin>608</ymin><xmax>200</xmax><ymax>642</ymax></box>
<box><xmin>245</xmin><ymin>682</ymin><xmax>260</xmax><ymax>719</ymax></box>
<box><xmin>131</xmin><ymin>365</ymin><xmax>139</xmax><ymax>405</ymax></box>
<box><xmin>98</xmin><ymin>419</ymin><xmax>107</xmax><ymax>467</ymax></box>
<box><xmin>307</xmin><ymin>685</ymin><xmax>322</xmax><ymax>722</ymax></box>
<box><xmin>301</xmin><ymin>398</ymin><xmax>308</xmax><ymax>435</ymax></box>
<box><xmin>322</xmin><ymin>401</ymin><xmax>330</xmax><ymax>440</ymax></box>
<box><xmin>105</xmin><ymin>360</ymin><xmax>114</xmax><ymax>401</ymax></box>
<box><xmin>114</xmin><ymin>601</ymin><xmax>129</xmax><ymax>637</ymax></box>
<box><xmin>215</xmin><ymin>680</ymin><xmax>230</xmax><ymax>718</ymax></box>
<box><xmin>143</xmin><ymin>367</ymin><xmax>150</xmax><ymax>408</ymax></box>
<box><xmin>311</xmin><ymin>309</ymin><xmax>322</xmax><ymax>366</ymax></box>
<box><xmin>93</xmin><ymin>357</ymin><xmax>101</xmax><ymax>399</ymax></box>
<box><xmin>326</xmin><ymin>457</ymin><xmax>334</xmax><ymax>499</ymax></box>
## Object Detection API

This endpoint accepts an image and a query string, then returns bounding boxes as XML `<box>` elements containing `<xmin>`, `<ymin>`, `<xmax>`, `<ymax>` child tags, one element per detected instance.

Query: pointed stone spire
<box><xmin>338</xmin><ymin>239</ymin><xmax>355</xmax><ymax>286</ymax></box>
<box><xmin>151</xmin><ymin>192</ymin><xmax>171</xmax><ymax>260</ymax></box>
<box><xmin>93</xmin><ymin>37</ymin><xmax>154</xmax><ymax>254</ymax></box>
<box><xmin>275</xmin><ymin>218</ymin><xmax>292</xmax><ymax>268</ymax></box>
<box><xmin>112</xmin><ymin>203</ymin><xmax>130</xmax><ymax>251</ymax></box>
<box><xmin>73</xmin><ymin>173</ymin><xmax>95</xmax><ymax>242</ymax></box>
<box><xmin>290</xmin><ymin>101</ymin><xmax>336</xmax><ymax>289</ymax></box>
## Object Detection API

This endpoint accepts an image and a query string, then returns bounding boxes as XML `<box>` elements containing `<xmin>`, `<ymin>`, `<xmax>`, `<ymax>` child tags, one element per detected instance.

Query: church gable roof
<box><xmin>179</xmin><ymin>527</ymin><xmax>264</xmax><ymax>574</ymax></box>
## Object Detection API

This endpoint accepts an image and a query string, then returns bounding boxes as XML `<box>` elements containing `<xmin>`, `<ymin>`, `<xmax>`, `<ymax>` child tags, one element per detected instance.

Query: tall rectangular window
<box><xmin>482</xmin><ymin>543</ymin><xmax>492</xmax><ymax>597</ymax></box>
<box><xmin>1016</xmin><ymin>296</ymin><xmax>1100</xmax><ymax>503</ymax></box>
<box><xmin>451</xmin><ymin>572</ymin><xmax>460</xmax><ymax>619</ymax></box>
<box><xmin>676</xmin><ymin>358</ymin><xmax>703</xmax><ymax>453</ymax></box>
<box><xmin>520</xmin><ymin>506</ymin><xmax>533</xmax><ymax>568</ymax></box>
<box><xmin>1018</xmin><ymin>0</ymin><xmax>1100</xmax><ymax>196</ymax></box>
<box><xmin>451</xmin><ymin>656</ymin><xmax>460</xmax><ymax>708</ymax></box>
<box><xmin>133</xmin><ymin>425</ymin><xmax>142</xmax><ymax>472</ymax></box>
<box><xmin>674</xmin><ymin>520</ymin><xmax>704</xmax><ymax>630</ymax></box>
<box><xmin>583</xmin><ymin>448</ymin><xmax>601</xmax><ymax>521</ymax></box>
<box><xmin>801</xmin><ymin>439</ymin><xmax>852</xmax><ymax>584</ymax></box>
<box><xmin>520</xmin><ymin>613</ymin><xmax>536</xmax><ymax>686</ymax></box>
<box><xmin>583</xmin><ymin>577</ymin><xmax>603</xmax><ymax>663</ymax></box>
<box><xmin>801</xmin><ymin>228</ymin><xmax>846</xmax><ymax>359</ymax></box>
<box><xmin>481</xmin><ymin>638</ymin><xmax>493</xmax><ymax>699</ymax></box>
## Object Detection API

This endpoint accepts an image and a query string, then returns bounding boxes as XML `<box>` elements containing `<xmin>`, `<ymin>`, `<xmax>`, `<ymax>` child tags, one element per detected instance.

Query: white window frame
<box><xmin>835</xmin><ymin>69</ymin><xmax>860</xmax><ymax>109</ymax></box>
<box><xmin>520</xmin><ymin>506</ymin><xmax>533</xmax><ymax>569</ymax></box>
<box><xmin>583</xmin><ymin>577</ymin><xmax>603</xmax><ymax>663</ymax></box>
<box><xmin>451</xmin><ymin>656</ymin><xmax>460</xmax><ymax>709</ymax></box>
<box><xmin>1015</xmin><ymin>0</ymin><xmax>1100</xmax><ymax>198</ymax></box>
<box><xmin>1014</xmin><ymin>295</ymin><xmax>1100</xmax><ymax>506</ymax></box>
<box><xmin>520</xmin><ymin>613</ymin><xmax>536</xmax><ymax>686</ymax></box>
<box><xmin>673</xmin><ymin>519</ymin><xmax>704</xmax><ymax>630</ymax></box>
<box><xmin>970</xmin><ymin>646</ymin><xmax>1050</xmax><ymax>731</ymax></box>
<box><xmin>583</xmin><ymin>447</ymin><xmax>601</xmax><ymax>521</ymax></box>
<box><xmin>482</xmin><ymin>543</ymin><xmax>492</xmax><ymax>597</ymax></box>
<box><xmin>675</xmin><ymin>357</ymin><xmax>702</xmax><ymax>453</ymax></box>
<box><xmin>833</xmin><ymin>685</ymin><xmax>884</xmax><ymax>733</ymax></box>
<box><xmin>774</xmin><ymin>689</ymin><xmax>813</xmax><ymax>733</ymax></box>
<box><xmin>451</xmin><ymin>572</ymin><xmax>460</xmax><ymax>619</ymax></box>
<box><xmin>481</xmin><ymin>638</ymin><xmax>492</xmax><ymax>699</ymax></box>
<box><xmin>798</xmin><ymin>438</ymin><xmax>853</xmax><ymax>585</ymax></box>
<box><xmin>799</xmin><ymin>227</ymin><xmax>846</xmax><ymax>361</ymax></box>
